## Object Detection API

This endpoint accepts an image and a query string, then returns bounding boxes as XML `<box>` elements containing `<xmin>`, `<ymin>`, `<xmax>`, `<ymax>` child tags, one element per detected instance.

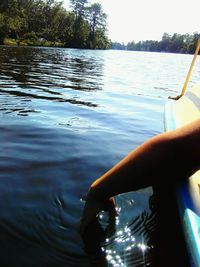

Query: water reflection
<box><xmin>0</xmin><ymin>122</ymin><xmax>90</xmax><ymax>267</ymax></box>
<box><xmin>81</xmin><ymin>219</ymin><xmax>109</xmax><ymax>267</ymax></box>
<box><xmin>0</xmin><ymin>47</ymin><xmax>184</xmax><ymax>266</ymax></box>
<box><xmin>0</xmin><ymin>88</ymin><xmax>97</xmax><ymax>108</ymax></box>
<box><xmin>0</xmin><ymin>47</ymin><xmax>104</xmax><ymax>116</ymax></box>
<box><xmin>81</xmin><ymin>192</ymin><xmax>156</xmax><ymax>267</ymax></box>
<box><xmin>82</xmin><ymin>188</ymin><xmax>188</xmax><ymax>267</ymax></box>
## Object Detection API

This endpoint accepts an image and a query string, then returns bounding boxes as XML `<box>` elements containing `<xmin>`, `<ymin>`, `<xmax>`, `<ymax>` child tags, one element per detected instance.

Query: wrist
<box><xmin>86</xmin><ymin>184</ymin><xmax>108</xmax><ymax>203</ymax></box>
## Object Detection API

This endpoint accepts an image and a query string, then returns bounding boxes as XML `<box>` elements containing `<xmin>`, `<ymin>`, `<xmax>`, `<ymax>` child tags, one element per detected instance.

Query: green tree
<box><xmin>0</xmin><ymin>0</ymin><xmax>24</xmax><ymax>41</ymax></box>
<box><xmin>55</xmin><ymin>10</ymin><xmax>76</xmax><ymax>45</ymax></box>
<box><xmin>69</xmin><ymin>0</ymin><xmax>89</xmax><ymax>48</ymax></box>
<box><xmin>42</xmin><ymin>0</ymin><xmax>65</xmax><ymax>41</ymax></box>
<box><xmin>161</xmin><ymin>32</ymin><xmax>171</xmax><ymax>52</ymax></box>
<box><xmin>94</xmin><ymin>28</ymin><xmax>110</xmax><ymax>49</ymax></box>
<box><xmin>127</xmin><ymin>41</ymin><xmax>136</xmax><ymax>50</ymax></box>
<box><xmin>0</xmin><ymin>13</ymin><xmax>6</xmax><ymax>43</ymax></box>
<box><xmin>0</xmin><ymin>0</ymin><xmax>109</xmax><ymax>49</ymax></box>
<box><xmin>86</xmin><ymin>3</ymin><xmax>107</xmax><ymax>48</ymax></box>
<box><xmin>188</xmin><ymin>32</ymin><xmax>200</xmax><ymax>53</ymax></box>
<box><xmin>70</xmin><ymin>0</ymin><xmax>88</xmax><ymax>18</ymax></box>
<box><xmin>111</xmin><ymin>42</ymin><xmax>126</xmax><ymax>50</ymax></box>
<box><xmin>169</xmin><ymin>33</ymin><xmax>184</xmax><ymax>53</ymax></box>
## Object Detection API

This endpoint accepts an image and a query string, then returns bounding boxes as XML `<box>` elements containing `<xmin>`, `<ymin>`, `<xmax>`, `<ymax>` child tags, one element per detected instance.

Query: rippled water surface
<box><xmin>0</xmin><ymin>46</ymin><xmax>200</xmax><ymax>266</ymax></box>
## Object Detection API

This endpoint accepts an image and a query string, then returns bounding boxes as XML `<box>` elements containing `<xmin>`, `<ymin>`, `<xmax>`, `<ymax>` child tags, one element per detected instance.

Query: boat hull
<box><xmin>164</xmin><ymin>85</ymin><xmax>200</xmax><ymax>267</ymax></box>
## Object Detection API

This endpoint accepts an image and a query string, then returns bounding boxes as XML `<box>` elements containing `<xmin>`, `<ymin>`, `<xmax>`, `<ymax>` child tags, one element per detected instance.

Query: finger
<box><xmin>80</xmin><ymin>199</ymin><xmax>106</xmax><ymax>235</ymax></box>
<box><xmin>105</xmin><ymin>197</ymin><xmax>118</xmax><ymax>217</ymax></box>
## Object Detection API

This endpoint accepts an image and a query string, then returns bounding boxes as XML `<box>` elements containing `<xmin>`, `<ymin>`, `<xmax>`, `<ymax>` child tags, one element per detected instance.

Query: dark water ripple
<box><xmin>97</xmin><ymin>191</ymin><xmax>155</xmax><ymax>267</ymax></box>
<box><xmin>0</xmin><ymin>46</ymin><xmax>199</xmax><ymax>266</ymax></box>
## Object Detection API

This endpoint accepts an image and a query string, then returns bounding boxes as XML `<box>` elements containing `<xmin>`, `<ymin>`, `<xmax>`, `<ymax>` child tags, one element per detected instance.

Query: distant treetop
<box><xmin>111</xmin><ymin>32</ymin><xmax>200</xmax><ymax>54</ymax></box>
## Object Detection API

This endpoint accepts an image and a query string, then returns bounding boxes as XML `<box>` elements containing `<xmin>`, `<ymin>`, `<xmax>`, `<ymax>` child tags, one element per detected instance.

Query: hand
<box><xmin>80</xmin><ymin>194</ymin><xmax>117</xmax><ymax>237</ymax></box>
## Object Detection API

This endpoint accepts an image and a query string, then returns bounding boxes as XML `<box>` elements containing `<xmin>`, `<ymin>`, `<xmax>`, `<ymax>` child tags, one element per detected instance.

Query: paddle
<box><xmin>181</xmin><ymin>38</ymin><xmax>200</xmax><ymax>97</ymax></box>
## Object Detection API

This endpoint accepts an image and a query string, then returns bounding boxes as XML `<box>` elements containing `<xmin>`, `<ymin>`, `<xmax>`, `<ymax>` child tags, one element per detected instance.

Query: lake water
<box><xmin>0</xmin><ymin>46</ymin><xmax>199</xmax><ymax>267</ymax></box>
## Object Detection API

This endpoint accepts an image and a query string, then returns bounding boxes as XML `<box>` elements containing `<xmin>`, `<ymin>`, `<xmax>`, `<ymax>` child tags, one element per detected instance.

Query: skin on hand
<box><xmin>80</xmin><ymin>196</ymin><xmax>116</xmax><ymax>236</ymax></box>
<box><xmin>80</xmin><ymin>118</ymin><xmax>200</xmax><ymax>236</ymax></box>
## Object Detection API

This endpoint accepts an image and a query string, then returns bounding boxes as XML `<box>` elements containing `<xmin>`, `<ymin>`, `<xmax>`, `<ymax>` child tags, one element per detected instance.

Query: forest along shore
<box><xmin>0</xmin><ymin>0</ymin><xmax>199</xmax><ymax>53</ymax></box>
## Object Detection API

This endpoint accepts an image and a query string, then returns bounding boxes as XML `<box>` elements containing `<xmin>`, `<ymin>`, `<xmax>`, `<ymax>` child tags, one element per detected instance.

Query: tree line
<box><xmin>111</xmin><ymin>32</ymin><xmax>200</xmax><ymax>54</ymax></box>
<box><xmin>0</xmin><ymin>0</ymin><xmax>110</xmax><ymax>49</ymax></box>
<box><xmin>1</xmin><ymin>1</ymin><xmax>199</xmax><ymax>53</ymax></box>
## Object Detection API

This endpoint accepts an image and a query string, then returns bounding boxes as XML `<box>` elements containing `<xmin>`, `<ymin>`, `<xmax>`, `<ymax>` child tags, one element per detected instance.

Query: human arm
<box><xmin>80</xmin><ymin>118</ymin><xmax>200</xmax><ymax>234</ymax></box>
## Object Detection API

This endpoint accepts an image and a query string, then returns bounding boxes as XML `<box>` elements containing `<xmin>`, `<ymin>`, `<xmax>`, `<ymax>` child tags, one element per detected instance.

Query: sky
<box><xmin>63</xmin><ymin>0</ymin><xmax>200</xmax><ymax>44</ymax></box>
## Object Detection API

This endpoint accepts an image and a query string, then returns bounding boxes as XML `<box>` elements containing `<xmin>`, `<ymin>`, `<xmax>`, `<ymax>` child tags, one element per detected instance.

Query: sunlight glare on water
<box><xmin>0</xmin><ymin>46</ymin><xmax>200</xmax><ymax>266</ymax></box>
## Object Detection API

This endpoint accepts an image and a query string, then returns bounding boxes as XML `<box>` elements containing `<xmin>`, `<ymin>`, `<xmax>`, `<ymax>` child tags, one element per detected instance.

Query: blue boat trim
<box><xmin>185</xmin><ymin>209</ymin><xmax>200</xmax><ymax>267</ymax></box>
<box><xmin>186</xmin><ymin>91</ymin><xmax>200</xmax><ymax>111</ymax></box>
<box><xmin>164</xmin><ymin>101</ymin><xmax>176</xmax><ymax>131</ymax></box>
<box><xmin>164</xmin><ymin>98</ymin><xmax>200</xmax><ymax>267</ymax></box>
